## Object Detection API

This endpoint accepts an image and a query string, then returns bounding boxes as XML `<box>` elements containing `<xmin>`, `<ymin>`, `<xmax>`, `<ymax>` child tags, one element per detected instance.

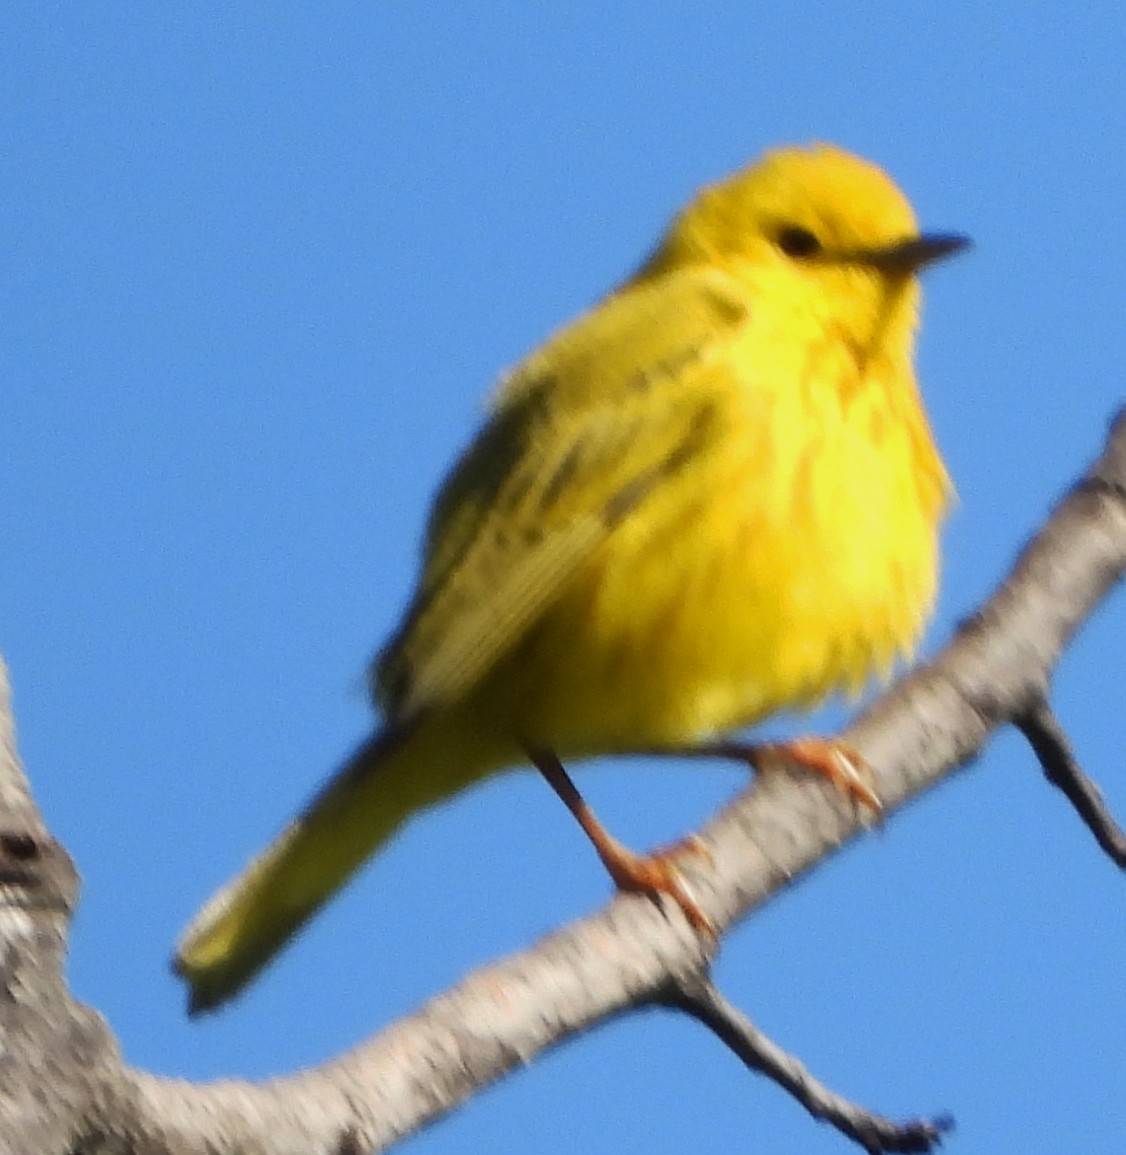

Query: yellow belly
<box><xmin>482</xmin><ymin>355</ymin><xmax>948</xmax><ymax>755</ymax></box>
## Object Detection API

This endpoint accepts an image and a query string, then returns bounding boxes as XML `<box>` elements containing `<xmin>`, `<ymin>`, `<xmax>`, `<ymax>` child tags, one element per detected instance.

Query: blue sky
<box><xmin>2</xmin><ymin>5</ymin><xmax>1124</xmax><ymax>1152</ymax></box>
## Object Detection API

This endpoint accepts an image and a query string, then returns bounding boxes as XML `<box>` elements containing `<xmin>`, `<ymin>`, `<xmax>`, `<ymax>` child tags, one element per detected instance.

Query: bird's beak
<box><xmin>858</xmin><ymin>232</ymin><xmax>972</xmax><ymax>274</ymax></box>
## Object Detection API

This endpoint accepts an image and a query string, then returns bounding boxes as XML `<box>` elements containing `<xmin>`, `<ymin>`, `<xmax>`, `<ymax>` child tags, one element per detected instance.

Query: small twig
<box><xmin>1016</xmin><ymin>699</ymin><xmax>1126</xmax><ymax>866</ymax></box>
<box><xmin>663</xmin><ymin>975</ymin><xmax>952</xmax><ymax>1154</ymax></box>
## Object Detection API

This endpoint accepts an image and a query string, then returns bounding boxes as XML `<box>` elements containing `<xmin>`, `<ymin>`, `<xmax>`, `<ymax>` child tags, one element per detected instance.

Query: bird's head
<box><xmin>637</xmin><ymin>143</ymin><xmax>969</xmax><ymax>363</ymax></box>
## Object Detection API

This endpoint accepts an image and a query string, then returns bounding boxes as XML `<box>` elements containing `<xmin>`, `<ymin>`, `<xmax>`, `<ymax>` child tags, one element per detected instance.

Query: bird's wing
<box><xmin>373</xmin><ymin>267</ymin><xmax>750</xmax><ymax>725</ymax></box>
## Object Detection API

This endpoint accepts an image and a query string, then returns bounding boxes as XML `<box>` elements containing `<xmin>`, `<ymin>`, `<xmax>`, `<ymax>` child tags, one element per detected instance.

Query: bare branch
<box><xmin>2</xmin><ymin>408</ymin><xmax>1125</xmax><ymax>1153</ymax></box>
<box><xmin>1015</xmin><ymin>698</ymin><xmax>1126</xmax><ymax>866</ymax></box>
<box><xmin>664</xmin><ymin>974</ymin><xmax>953</xmax><ymax>1154</ymax></box>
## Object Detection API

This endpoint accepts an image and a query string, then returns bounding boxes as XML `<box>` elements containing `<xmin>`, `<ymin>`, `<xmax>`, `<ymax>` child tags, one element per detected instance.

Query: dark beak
<box><xmin>858</xmin><ymin>232</ymin><xmax>972</xmax><ymax>274</ymax></box>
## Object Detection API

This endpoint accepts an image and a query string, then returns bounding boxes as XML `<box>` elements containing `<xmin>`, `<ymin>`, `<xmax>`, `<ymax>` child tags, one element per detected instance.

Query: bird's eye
<box><xmin>776</xmin><ymin>225</ymin><xmax>822</xmax><ymax>259</ymax></box>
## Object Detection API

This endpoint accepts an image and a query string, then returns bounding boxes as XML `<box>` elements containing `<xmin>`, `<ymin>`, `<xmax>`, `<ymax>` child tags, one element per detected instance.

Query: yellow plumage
<box><xmin>175</xmin><ymin>143</ymin><xmax>964</xmax><ymax>1012</ymax></box>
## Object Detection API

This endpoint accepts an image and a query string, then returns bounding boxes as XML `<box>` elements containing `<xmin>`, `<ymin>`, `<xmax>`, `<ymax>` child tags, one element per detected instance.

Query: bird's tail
<box><xmin>174</xmin><ymin>715</ymin><xmax>500</xmax><ymax>1014</ymax></box>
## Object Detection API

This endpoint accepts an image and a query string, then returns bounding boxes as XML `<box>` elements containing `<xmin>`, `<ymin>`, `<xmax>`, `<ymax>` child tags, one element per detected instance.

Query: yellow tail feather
<box><xmin>174</xmin><ymin>716</ymin><xmax>500</xmax><ymax>1014</ymax></box>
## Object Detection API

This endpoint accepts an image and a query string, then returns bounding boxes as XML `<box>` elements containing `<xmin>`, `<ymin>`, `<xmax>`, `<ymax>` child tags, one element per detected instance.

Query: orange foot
<box><xmin>593</xmin><ymin>830</ymin><xmax>715</xmax><ymax>935</ymax></box>
<box><xmin>529</xmin><ymin>748</ymin><xmax>715</xmax><ymax>934</ymax></box>
<box><xmin>702</xmin><ymin>736</ymin><xmax>883</xmax><ymax>816</ymax></box>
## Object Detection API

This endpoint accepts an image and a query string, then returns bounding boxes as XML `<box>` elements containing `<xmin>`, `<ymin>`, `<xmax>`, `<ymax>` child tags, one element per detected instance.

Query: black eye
<box><xmin>776</xmin><ymin>225</ymin><xmax>822</xmax><ymax>259</ymax></box>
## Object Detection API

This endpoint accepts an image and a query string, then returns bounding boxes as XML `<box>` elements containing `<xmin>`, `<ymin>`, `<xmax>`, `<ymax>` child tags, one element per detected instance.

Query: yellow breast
<box><xmin>492</xmin><ymin>295</ymin><xmax>949</xmax><ymax>755</ymax></box>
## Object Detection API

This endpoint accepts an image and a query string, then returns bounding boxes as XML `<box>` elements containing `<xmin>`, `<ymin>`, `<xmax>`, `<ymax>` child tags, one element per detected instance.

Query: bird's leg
<box><xmin>527</xmin><ymin>747</ymin><xmax>714</xmax><ymax>934</ymax></box>
<box><xmin>659</xmin><ymin>736</ymin><xmax>883</xmax><ymax>815</ymax></box>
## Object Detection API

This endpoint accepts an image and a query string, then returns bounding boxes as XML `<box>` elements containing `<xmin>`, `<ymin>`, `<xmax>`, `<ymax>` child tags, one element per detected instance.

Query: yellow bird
<box><xmin>175</xmin><ymin>143</ymin><xmax>967</xmax><ymax>1013</ymax></box>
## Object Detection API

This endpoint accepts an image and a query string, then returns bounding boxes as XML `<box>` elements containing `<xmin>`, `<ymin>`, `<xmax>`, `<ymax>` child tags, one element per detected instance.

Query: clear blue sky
<box><xmin>3</xmin><ymin>5</ymin><xmax>1124</xmax><ymax>1152</ymax></box>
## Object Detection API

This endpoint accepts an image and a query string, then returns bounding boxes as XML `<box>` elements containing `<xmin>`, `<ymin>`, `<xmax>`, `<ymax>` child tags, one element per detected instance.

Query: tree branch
<box><xmin>1015</xmin><ymin>698</ymin><xmax>1126</xmax><ymax>865</ymax></box>
<box><xmin>2</xmin><ymin>407</ymin><xmax>1125</xmax><ymax>1154</ymax></box>
<box><xmin>663</xmin><ymin>974</ymin><xmax>953</xmax><ymax>1154</ymax></box>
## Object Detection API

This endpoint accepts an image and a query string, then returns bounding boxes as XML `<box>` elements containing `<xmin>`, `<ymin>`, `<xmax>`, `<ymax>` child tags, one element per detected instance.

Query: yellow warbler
<box><xmin>175</xmin><ymin>143</ymin><xmax>967</xmax><ymax>1013</ymax></box>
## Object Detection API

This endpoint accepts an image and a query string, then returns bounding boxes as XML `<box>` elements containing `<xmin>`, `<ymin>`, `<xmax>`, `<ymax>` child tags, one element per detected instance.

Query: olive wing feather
<box><xmin>373</xmin><ymin>268</ymin><xmax>750</xmax><ymax>726</ymax></box>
